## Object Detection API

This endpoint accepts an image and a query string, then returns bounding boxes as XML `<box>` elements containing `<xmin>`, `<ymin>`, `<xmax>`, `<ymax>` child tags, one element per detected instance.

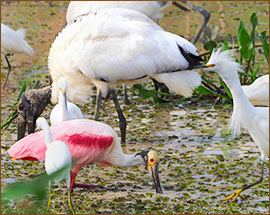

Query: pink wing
<box><xmin>8</xmin><ymin>119</ymin><xmax>115</xmax><ymax>170</ymax></box>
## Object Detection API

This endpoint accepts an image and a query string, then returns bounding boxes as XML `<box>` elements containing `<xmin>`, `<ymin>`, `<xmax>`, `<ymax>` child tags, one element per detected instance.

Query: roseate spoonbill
<box><xmin>48</xmin><ymin>8</ymin><xmax>206</xmax><ymax>143</ymax></box>
<box><xmin>9</xmin><ymin>119</ymin><xmax>163</xmax><ymax>194</ymax></box>
<box><xmin>50</xmin><ymin>77</ymin><xmax>83</xmax><ymax>125</ymax></box>
<box><xmin>205</xmin><ymin>49</ymin><xmax>269</xmax><ymax>201</ymax></box>
<box><xmin>1</xmin><ymin>23</ymin><xmax>34</xmax><ymax>88</ymax></box>
<box><xmin>36</xmin><ymin>117</ymin><xmax>75</xmax><ymax>214</ymax></box>
<box><xmin>241</xmin><ymin>74</ymin><xmax>269</xmax><ymax>107</ymax></box>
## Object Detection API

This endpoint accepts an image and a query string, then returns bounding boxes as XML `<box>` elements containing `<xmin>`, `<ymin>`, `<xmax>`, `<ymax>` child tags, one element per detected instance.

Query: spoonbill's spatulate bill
<box><xmin>205</xmin><ymin>49</ymin><xmax>269</xmax><ymax>201</ymax></box>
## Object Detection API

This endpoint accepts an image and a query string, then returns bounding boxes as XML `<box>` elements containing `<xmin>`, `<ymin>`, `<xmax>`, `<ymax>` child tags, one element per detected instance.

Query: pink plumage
<box><xmin>8</xmin><ymin>119</ymin><xmax>115</xmax><ymax>184</ymax></box>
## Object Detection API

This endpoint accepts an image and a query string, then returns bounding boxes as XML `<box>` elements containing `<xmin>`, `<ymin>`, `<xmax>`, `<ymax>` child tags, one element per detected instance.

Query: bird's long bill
<box><xmin>149</xmin><ymin>163</ymin><xmax>163</xmax><ymax>194</ymax></box>
<box><xmin>191</xmin><ymin>65</ymin><xmax>209</xmax><ymax>69</ymax></box>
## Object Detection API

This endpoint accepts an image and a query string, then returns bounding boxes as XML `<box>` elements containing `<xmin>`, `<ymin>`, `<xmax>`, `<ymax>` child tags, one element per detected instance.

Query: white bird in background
<box><xmin>50</xmin><ymin>77</ymin><xmax>83</xmax><ymax>125</ymax></box>
<box><xmin>1</xmin><ymin>23</ymin><xmax>34</xmax><ymax>88</ymax></box>
<box><xmin>241</xmin><ymin>74</ymin><xmax>269</xmax><ymax>107</ymax></box>
<box><xmin>66</xmin><ymin>1</ymin><xmax>172</xmax><ymax>24</ymax></box>
<box><xmin>36</xmin><ymin>117</ymin><xmax>75</xmax><ymax>214</ymax></box>
<box><xmin>48</xmin><ymin>8</ymin><xmax>205</xmax><ymax>142</ymax></box>
<box><xmin>205</xmin><ymin>49</ymin><xmax>269</xmax><ymax>201</ymax></box>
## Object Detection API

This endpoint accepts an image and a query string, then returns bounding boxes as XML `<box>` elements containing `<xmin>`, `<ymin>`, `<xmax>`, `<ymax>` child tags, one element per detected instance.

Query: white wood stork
<box><xmin>49</xmin><ymin>8</ymin><xmax>205</xmax><ymax>142</ymax></box>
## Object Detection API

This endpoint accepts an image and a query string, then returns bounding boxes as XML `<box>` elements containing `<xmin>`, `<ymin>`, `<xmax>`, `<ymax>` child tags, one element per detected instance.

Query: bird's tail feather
<box><xmin>16</xmin><ymin>28</ymin><xmax>35</xmax><ymax>56</ymax></box>
<box><xmin>151</xmin><ymin>70</ymin><xmax>201</xmax><ymax>97</ymax></box>
<box><xmin>16</xmin><ymin>28</ymin><xmax>26</xmax><ymax>39</ymax></box>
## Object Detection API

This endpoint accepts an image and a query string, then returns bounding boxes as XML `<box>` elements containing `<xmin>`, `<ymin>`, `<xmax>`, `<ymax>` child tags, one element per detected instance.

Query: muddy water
<box><xmin>1</xmin><ymin>1</ymin><xmax>269</xmax><ymax>214</ymax></box>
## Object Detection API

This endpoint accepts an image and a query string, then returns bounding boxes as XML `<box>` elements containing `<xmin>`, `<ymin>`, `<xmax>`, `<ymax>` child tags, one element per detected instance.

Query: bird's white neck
<box><xmin>220</xmin><ymin>69</ymin><xmax>255</xmax><ymax>135</ymax></box>
<box><xmin>40</xmin><ymin>123</ymin><xmax>53</xmax><ymax>148</ymax></box>
<box><xmin>58</xmin><ymin>90</ymin><xmax>70</xmax><ymax>120</ymax></box>
<box><xmin>106</xmin><ymin>146</ymin><xmax>145</xmax><ymax>167</ymax></box>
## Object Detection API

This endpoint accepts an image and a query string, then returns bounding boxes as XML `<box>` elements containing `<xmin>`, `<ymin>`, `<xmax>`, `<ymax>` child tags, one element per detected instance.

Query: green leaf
<box><xmin>262</xmin><ymin>38</ymin><xmax>269</xmax><ymax>64</ymax></box>
<box><xmin>219</xmin><ymin>77</ymin><xmax>232</xmax><ymax>99</ymax></box>
<box><xmin>250</xmin><ymin>13</ymin><xmax>258</xmax><ymax>31</ymax></box>
<box><xmin>252</xmin><ymin>57</ymin><xmax>262</xmax><ymax>79</ymax></box>
<box><xmin>17</xmin><ymin>80</ymin><xmax>27</xmax><ymax>102</ymax></box>
<box><xmin>237</xmin><ymin>21</ymin><xmax>253</xmax><ymax>61</ymax></box>
<box><xmin>204</xmin><ymin>41</ymin><xmax>217</xmax><ymax>54</ymax></box>
<box><xmin>250</xmin><ymin>13</ymin><xmax>258</xmax><ymax>46</ymax></box>
<box><xmin>223</xmin><ymin>38</ymin><xmax>229</xmax><ymax>51</ymax></box>
<box><xmin>195</xmin><ymin>85</ymin><xmax>216</xmax><ymax>96</ymax></box>
<box><xmin>1</xmin><ymin>165</ymin><xmax>70</xmax><ymax>201</ymax></box>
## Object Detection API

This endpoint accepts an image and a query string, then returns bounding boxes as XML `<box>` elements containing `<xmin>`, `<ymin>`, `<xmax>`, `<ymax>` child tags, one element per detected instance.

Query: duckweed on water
<box><xmin>1</xmin><ymin>1</ymin><xmax>269</xmax><ymax>214</ymax></box>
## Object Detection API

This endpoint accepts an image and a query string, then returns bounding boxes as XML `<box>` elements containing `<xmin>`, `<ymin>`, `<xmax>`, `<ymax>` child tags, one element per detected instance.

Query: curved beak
<box><xmin>148</xmin><ymin>163</ymin><xmax>163</xmax><ymax>194</ymax></box>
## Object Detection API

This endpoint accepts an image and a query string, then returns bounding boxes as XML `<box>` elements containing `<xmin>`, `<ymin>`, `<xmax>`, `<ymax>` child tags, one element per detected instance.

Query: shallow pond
<box><xmin>1</xmin><ymin>1</ymin><xmax>269</xmax><ymax>214</ymax></box>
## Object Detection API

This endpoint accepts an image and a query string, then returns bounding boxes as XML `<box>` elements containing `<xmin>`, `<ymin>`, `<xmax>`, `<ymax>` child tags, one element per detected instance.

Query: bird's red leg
<box><xmin>70</xmin><ymin>172</ymin><xmax>105</xmax><ymax>192</ymax></box>
<box><xmin>70</xmin><ymin>172</ymin><xmax>77</xmax><ymax>193</ymax></box>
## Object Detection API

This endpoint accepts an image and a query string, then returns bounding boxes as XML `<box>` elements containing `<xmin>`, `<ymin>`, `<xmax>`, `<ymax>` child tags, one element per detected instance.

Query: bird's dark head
<box><xmin>136</xmin><ymin>149</ymin><xmax>163</xmax><ymax>194</ymax></box>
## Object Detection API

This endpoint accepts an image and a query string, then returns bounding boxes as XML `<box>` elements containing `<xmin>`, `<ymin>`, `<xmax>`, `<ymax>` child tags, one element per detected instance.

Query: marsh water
<box><xmin>1</xmin><ymin>1</ymin><xmax>269</xmax><ymax>214</ymax></box>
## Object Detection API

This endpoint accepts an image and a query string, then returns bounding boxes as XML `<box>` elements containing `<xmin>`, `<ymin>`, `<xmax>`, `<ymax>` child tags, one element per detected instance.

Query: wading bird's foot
<box><xmin>73</xmin><ymin>183</ymin><xmax>105</xmax><ymax>191</ymax></box>
<box><xmin>222</xmin><ymin>189</ymin><xmax>244</xmax><ymax>202</ymax></box>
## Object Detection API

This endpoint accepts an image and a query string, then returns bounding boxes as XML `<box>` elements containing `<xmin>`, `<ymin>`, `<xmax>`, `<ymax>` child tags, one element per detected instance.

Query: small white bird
<box><xmin>205</xmin><ymin>49</ymin><xmax>269</xmax><ymax>201</ymax></box>
<box><xmin>36</xmin><ymin>117</ymin><xmax>75</xmax><ymax>214</ymax></box>
<box><xmin>49</xmin><ymin>8</ymin><xmax>205</xmax><ymax>142</ymax></box>
<box><xmin>241</xmin><ymin>74</ymin><xmax>269</xmax><ymax>107</ymax></box>
<box><xmin>50</xmin><ymin>77</ymin><xmax>83</xmax><ymax>125</ymax></box>
<box><xmin>1</xmin><ymin>23</ymin><xmax>34</xmax><ymax>88</ymax></box>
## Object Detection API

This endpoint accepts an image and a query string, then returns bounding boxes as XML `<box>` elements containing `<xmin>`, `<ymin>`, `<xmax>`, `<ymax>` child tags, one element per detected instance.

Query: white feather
<box><xmin>66</xmin><ymin>1</ymin><xmax>172</xmax><ymax>24</ymax></box>
<box><xmin>241</xmin><ymin>75</ymin><xmax>269</xmax><ymax>106</ymax></box>
<box><xmin>206</xmin><ymin>49</ymin><xmax>269</xmax><ymax>160</ymax></box>
<box><xmin>1</xmin><ymin>23</ymin><xmax>34</xmax><ymax>56</ymax></box>
<box><xmin>49</xmin><ymin>8</ymin><xmax>202</xmax><ymax>104</ymax></box>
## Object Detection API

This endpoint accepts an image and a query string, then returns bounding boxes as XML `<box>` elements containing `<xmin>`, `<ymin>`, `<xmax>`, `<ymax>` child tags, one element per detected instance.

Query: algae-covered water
<box><xmin>1</xmin><ymin>1</ymin><xmax>269</xmax><ymax>214</ymax></box>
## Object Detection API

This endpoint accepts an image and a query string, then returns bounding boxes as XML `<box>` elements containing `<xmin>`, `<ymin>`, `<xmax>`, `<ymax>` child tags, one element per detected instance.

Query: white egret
<box><xmin>50</xmin><ymin>77</ymin><xmax>83</xmax><ymax>125</ymax></box>
<box><xmin>242</xmin><ymin>74</ymin><xmax>269</xmax><ymax>107</ymax></box>
<box><xmin>36</xmin><ymin>117</ymin><xmax>75</xmax><ymax>214</ymax></box>
<box><xmin>49</xmin><ymin>8</ymin><xmax>205</xmax><ymax>142</ymax></box>
<box><xmin>205</xmin><ymin>49</ymin><xmax>269</xmax><ymax>201</ymax></box>
<box><xmin>1</xmin><ymin>23</ymin><xmax>34</xmax><ymax>88</ymax></box>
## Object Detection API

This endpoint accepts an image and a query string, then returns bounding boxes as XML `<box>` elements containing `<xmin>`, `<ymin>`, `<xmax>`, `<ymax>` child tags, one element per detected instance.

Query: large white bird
<box><xmin>66</xmin><ymin>1</ymin><xmax>177</xmax><ymax>103</ymax></box>
<box><xmin>50</xmin><ymin>77</ymin><xmax>83</xmax><ymax>125</ymax></box>
<box><xmin>36</xmin><ymin>117</ymin><xmax>75</xmax><ymax>214</ymax></box>
<box><xmin>205</xmin><ymin>49</ymin><xmax>269</xmax><ymax>201</ymax></box>
<box><xmin>48</xmin><ymin>8</ymin><xmax>205</xmax><ymax>142</ymax></box>
<box><xmin>1</xmin><ymin>23</ymin><xmax>34</xmax><ymax>88</ymax></box>
<box><xmin>242</xmin><ymin>74</ymin><xmax>269</xmax><ymax>107</ymax></box>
